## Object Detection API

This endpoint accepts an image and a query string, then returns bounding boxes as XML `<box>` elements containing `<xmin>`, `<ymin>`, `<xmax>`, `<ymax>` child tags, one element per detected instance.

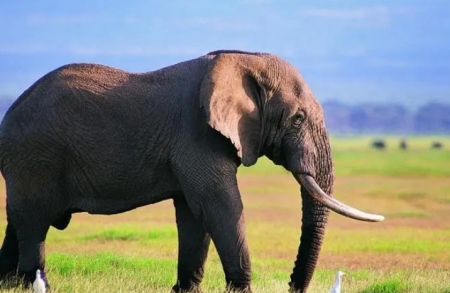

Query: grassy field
<box><xmin>0</xmin><ymin>136</ymin><xmax>450</xmax><ymax>292</ymax></box>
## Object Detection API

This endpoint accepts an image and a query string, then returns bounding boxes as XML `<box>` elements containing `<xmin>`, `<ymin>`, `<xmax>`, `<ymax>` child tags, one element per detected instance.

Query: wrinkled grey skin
<box><xmin>0</xmin><ymin>50</ymin><xmax>381</xmax><ymax>292</ymax></box>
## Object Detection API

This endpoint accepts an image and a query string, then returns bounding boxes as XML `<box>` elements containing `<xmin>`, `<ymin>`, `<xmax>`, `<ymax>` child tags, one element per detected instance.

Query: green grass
<box><xmin>359</xmin><ymin>278</ymin><xmax>409</xmax><ymax>293</ymax></box>
<box><xmin>324</xmin><ymin>229</ymin><xmax>450</xmax><ymax>254</ymax></box>
<box><xmin>331</xmin><ymin>135</ymin><xmax>450</xmax><ymax>177</ymax></box>
<box><xmin>1</xmin><ymin>253</ymin><xmax>449</xmax><ymax>292</ymax></box>
<box><xmin>332</xmin><ymin>149</ymin><xmax>450</xmax><ymax>177</ymax></box>
<box><xmin>80</xmin><ymin>226</ymin><xmax>177</xmax><ymax>243</ymax></box>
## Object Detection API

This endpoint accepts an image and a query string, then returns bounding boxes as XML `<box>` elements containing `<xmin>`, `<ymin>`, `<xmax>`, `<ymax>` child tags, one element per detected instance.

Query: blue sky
<box><xmin>1</xmin><ymin>1</ymin><xmax>449</xmax><ymax>108</ymax></box>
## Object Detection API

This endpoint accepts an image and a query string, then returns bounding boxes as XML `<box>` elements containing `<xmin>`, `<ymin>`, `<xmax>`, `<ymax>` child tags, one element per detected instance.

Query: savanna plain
<box><xmin>0</xmin><ymin>136</ymin><xmax>449</xmax><ymax>293</ymax></box>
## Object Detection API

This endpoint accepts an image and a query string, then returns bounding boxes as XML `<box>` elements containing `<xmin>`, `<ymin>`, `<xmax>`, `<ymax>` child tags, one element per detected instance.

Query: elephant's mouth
<box><xmin>293</xmin><ymin>173</ymin><xmax>385</xmax><ymax>222</ymax></box>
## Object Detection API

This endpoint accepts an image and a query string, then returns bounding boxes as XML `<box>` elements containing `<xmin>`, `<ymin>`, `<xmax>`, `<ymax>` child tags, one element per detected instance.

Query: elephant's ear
<box><xmin>200</xmin><ymin>53</ymin><xmax>268</xmax><ymax>167</ymax></box>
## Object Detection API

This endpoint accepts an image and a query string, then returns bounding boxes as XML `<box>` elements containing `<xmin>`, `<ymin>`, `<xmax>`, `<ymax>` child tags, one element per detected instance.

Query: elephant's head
<box><xmin>200</xmin><ymin>50</ymin><xmax>384</xmax><ymax>292</ymax></box>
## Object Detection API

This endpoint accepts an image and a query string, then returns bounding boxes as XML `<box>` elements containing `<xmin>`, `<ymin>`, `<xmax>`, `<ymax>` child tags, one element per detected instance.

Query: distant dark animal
<box><xmin>431</xmin><ymin>141</ymin><xmax>443</xmax><ymax>149</ymax></box>
<box><xmin>371</xmin><ymin>139</ymin><xmax>386</xmax><ymax>149</ymax></box>
<box><xmin>399</xmin><ymin>139</ymin><xmax>407</xmax><ymax>150</ymax></box>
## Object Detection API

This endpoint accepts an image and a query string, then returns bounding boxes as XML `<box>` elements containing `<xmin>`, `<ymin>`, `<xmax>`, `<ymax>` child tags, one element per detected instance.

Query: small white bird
<box><xmin>33</xmin><ymin>269</ymin><xmax>46</xmax><ymax>293</ymax></box>
<box><xmin>330</xmin><ymin>271</ymin><xmax>346</xmax><ymax>293</ymax></box>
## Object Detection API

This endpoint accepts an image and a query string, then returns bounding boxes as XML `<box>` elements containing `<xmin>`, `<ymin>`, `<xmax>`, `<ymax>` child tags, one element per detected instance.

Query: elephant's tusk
<box><xmin>294</xmin><ymin>174</ymin><xmax>385</xmax><ymax>222</ymax></box>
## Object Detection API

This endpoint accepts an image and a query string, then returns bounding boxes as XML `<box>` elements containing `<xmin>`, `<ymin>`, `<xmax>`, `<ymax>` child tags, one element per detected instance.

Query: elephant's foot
<box><xmin>0</xmin><ymin>264</ymin><xmax>17</xmax><ymax>283</ymax></box>
<box><xmin>17</xmin><ymin>270</ymin><xmax>34</xmax><ymax>289</ymax></box>
<box><xmin>0</xmin><ymin>255</ymin><xmax>18</xmax><ymax>288</ymax></box>
<box><xmin>171</xmin><ymin>283</ymin><xmax>203</xmax><ymax>293</ymax></box>
<box><xmin>0</xmin><ymin>273</ymin><xmax>20</xmax><ymax>290</ymax></box>
<box><xmin>0</xmin><ymin>224</ymin><xmax>19</xmax><ymax>285</ymax></box>
<box><xmin>225</xmin><ymin>284</ymin><xmax>252</xmax><ymax>293</ymax></box>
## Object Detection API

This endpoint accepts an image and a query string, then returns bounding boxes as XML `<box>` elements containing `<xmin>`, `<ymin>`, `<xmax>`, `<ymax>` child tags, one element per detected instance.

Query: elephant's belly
<box><xmin>76</xmin><ymin>190</ymin><xmax>182</xmax><ymax>215</ymax></box>
<box><xmin>66</xmin><ymin>160</ymin><xmax>182</xmax><ymax>215</ymax></box>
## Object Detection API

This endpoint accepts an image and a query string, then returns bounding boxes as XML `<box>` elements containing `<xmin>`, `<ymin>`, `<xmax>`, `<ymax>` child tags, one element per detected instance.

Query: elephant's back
<box><xmin>0</xmin><ymin>62</ymin><xmax>178</xmax><ymax>175</ymax></box>
<box><xmin>51</xmin><ymin>63</ymin><xmax>132</xmax><ymax>96</ymax></box>
<box><xmin>2</xmin><ymin>63</ymin><xmax>130</xmax><ymax>121</ymax></box>
<box><xmin>0</xmin><ymin>64</ymin><xmax>135</xmax><ymax>168</ymax></box>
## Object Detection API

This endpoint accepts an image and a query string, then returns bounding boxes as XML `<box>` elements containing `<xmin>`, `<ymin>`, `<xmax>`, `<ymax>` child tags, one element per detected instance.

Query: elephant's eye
<box><xmin>292</xmin><ymin>110</ymin><xmax>306</xmax><ymax>126</ymax></box>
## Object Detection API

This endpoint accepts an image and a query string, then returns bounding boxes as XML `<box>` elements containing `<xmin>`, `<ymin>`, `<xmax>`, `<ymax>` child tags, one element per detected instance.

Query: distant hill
<box><xmin>323</xmin><ymin>101</ymin><xmax>450</xmax><ymax>134</ymax></box>
<box><xmin>413</xmin><ymin>102</ymin><xmax>450</xmax><ymax>134</ymax></box>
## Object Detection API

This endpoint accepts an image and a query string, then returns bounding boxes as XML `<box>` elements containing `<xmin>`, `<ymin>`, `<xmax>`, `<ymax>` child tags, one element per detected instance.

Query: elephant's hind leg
<box><xmin>8</xmin><ymin>202</ymin><xmax>51</xmax><ymax>289</ymax></box>
<box><xmin>0</xmin><ymin>222</ymin><xmax>19</xmax><ymax>282</ymax></box>
<box><xmin>15</xmin><ymin>220</ymin><xmax>50</xmax><ymax>289</ymax></box>
<box><xmin>172</xmin><ymin>196</ymin><xmax>211</xmax><ymax>293</ymax></box>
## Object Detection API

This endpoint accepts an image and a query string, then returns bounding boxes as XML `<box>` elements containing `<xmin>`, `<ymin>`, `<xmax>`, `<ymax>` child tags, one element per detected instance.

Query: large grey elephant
<box><xmin>0</xmin><ymin>50</ymin><xmax>384</xmax><ymax>292</ymax></box>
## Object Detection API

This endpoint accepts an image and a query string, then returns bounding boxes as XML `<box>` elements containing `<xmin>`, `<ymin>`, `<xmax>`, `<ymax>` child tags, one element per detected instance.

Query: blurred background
<box><xmin>1</xmin><ymin>0</ymin><xmax>449</xmax><ymax>134</ymax></box>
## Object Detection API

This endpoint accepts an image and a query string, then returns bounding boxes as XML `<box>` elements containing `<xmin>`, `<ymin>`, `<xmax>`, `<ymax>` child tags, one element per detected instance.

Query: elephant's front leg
<box><xmin>173</xmin><ymin>147</ymin><xmax>252</xmax><ymax>292</ymax></box>
<box><xmin>191</xmin><ymin>186</ymin><xmax>252</xmax><ymax>292</ymax></box>
<box><xmin>172</xmin><ymin>196</ymin><xmax>211</xmax><ymax>293</ymax></box>
<box><xmin>207</xmin><ymin>202</ymin><xmax>251</xmax><ymax>292</ymax></box>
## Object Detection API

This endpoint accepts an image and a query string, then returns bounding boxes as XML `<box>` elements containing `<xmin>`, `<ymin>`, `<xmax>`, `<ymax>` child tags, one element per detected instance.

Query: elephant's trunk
<box><xmin>286</xmin><ymin>124</ymin><xmax>335</xmax><ymax>292</ymax></box>
<box><xmin>289</xmin><ymin>186</ymin><xmax>330</xmax><ymax>292</ymax></box>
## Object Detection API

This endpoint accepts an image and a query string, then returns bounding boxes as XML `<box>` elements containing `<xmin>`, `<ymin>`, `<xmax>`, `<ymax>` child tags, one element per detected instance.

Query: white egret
<box><xmin>33</xmin><ymin>269</ymin><xmax>46</xmax><ymax>293</ymax></box>
<box><xmin>330</xmin><ymin>271</ymin><xmax>345</xmax><ymax>293</ymax></box>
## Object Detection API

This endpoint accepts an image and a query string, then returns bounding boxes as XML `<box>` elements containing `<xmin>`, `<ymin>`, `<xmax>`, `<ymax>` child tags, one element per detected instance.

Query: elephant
<box><xmin>0</xmin><ymin>50</ymin><xmax>384</xmax><ymax>293</ymax></box>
